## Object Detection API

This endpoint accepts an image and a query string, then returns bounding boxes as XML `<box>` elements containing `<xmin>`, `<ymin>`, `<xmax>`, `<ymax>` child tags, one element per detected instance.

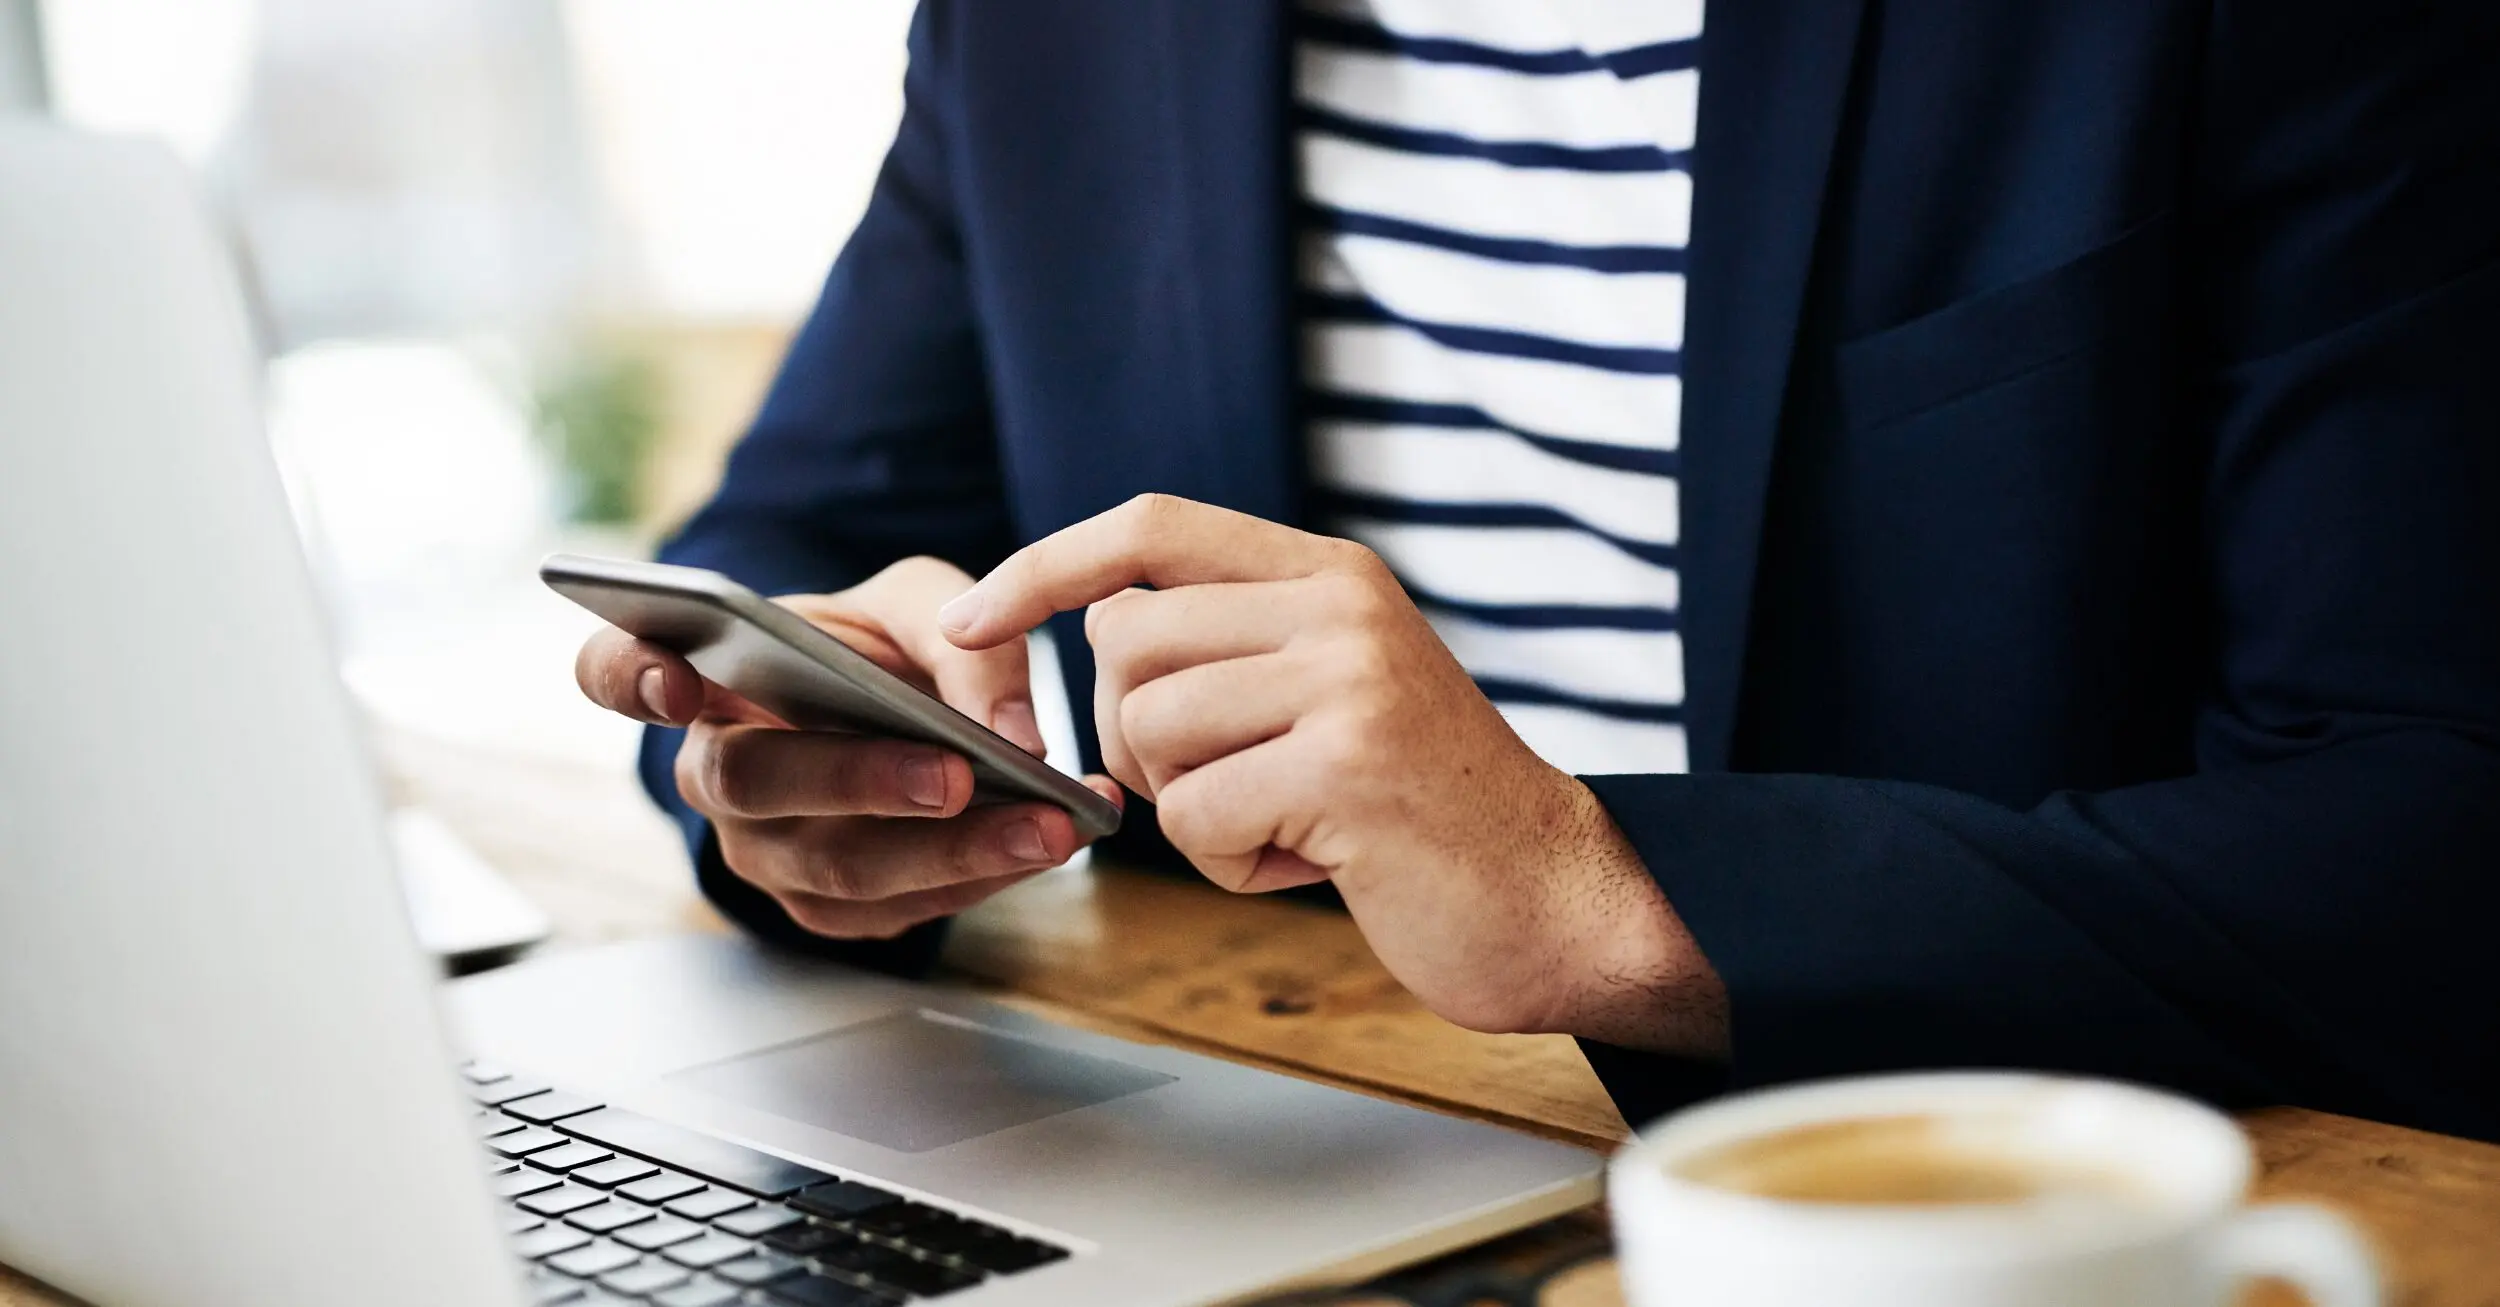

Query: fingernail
<box><xmin>900</xmin><ymin>751</ymin><xmax>950</xmax><ymax>809</ymax></box>
<box><xmin>936</xmin><ymin>588</ymin><xmax>987</xmax><ymax>637</ymax></box>
<box><xmin>1002</xmin><ymin>817</ymin><xmax>1050</xmax><ymax>864</ymax></box>
<box><xmin>638</xmin><ymin>666</ymin><xmax>670</xmax><ymax>719</ymax></box>
<box><xmin>992</xmin><ymin>698</ymin><xmax>1044</xmax><ymax>755</ymax></box>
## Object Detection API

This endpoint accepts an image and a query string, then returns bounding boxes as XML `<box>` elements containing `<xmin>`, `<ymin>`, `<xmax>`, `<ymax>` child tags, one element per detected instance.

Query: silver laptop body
<box><xmin>0</xmin><ymin>122</ymin><xmax>1601</xmax><ymax>1307</ymax></box>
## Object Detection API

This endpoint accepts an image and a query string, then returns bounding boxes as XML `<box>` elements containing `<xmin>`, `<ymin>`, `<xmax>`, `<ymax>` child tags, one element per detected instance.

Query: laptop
<box><xmin>0</xmin><ymin>122</ymin><xmax>1601</xmax><ymax>1307</ymax></box>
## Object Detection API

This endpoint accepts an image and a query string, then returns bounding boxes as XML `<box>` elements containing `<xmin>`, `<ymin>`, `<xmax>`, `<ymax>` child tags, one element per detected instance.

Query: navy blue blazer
<box><xmin>644</xmin><ymin>0</ymin><xmax>2500</xmax><ymax>1140</ymax></box>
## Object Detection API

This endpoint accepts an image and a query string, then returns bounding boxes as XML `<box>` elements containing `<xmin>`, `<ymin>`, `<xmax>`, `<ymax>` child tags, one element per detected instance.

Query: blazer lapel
<box><xmin>1679</xmin><ymin>0</ymin><xmax>1870</xmax><ymax>773</ymax></box>
<box><xmin>1044</xmin><ymin>1</ymin><xmax>1293</xmax><ymax>785</ymax></box>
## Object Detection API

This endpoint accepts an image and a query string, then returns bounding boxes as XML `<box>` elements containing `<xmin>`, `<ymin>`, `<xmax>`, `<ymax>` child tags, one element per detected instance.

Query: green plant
<box><xmin>534</xmin><ymin>351</ymin><xmax>660</xmax><ymax>525</ymax></box>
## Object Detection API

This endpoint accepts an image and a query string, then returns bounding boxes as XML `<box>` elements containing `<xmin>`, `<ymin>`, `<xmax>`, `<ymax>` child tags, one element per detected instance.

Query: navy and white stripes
<box><xmin>1297</xmin><ymin>0</ymin><xmax>1702</xmax><ymax>774</ymax></box>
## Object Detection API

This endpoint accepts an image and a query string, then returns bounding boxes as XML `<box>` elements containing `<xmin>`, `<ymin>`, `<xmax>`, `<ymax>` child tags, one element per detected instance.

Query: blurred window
<box><xmin>34</xmin><ymin>0</ymin><xmax>918</xmax><ymax>761</ymax></box>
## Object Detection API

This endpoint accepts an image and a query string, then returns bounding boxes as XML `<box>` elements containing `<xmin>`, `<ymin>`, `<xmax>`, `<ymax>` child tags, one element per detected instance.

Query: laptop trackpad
<box><xmin>665</xmin><ymin>1010</ymin><xmax>1177</xmax><ymax>1154</ymax></box>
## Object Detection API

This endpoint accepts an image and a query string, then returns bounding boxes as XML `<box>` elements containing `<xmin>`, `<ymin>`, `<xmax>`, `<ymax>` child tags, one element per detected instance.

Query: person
<box><xmin>575</xmin><ymin>0</ymin><xmax>2500</xmax><ymax>1140</ymax></box>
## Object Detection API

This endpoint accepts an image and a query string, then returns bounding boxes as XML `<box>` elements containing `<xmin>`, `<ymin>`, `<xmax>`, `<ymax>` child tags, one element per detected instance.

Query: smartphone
<box><xmin>541</xmin><ymin>553</ymin><xmax>1121</xmax><ymax>840</ymax></box>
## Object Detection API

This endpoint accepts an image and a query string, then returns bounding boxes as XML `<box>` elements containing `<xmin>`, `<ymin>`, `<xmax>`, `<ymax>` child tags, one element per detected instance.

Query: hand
<box><xmin>936</xmin><ymin>495</ymin><xmax>1726</xmax><ymax>1054</ymax></box>
<box><xmin>575</xmin><ymin>556</ymin><xmax>1122</xmax><ymax>940</ymax></box>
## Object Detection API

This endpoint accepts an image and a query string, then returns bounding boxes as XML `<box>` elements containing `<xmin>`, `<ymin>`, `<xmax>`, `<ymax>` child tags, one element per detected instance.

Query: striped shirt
<box><xmin>1296</xmin><ymin>0</ymin><xmax>1702</xmax><ymax>775</ymax></box>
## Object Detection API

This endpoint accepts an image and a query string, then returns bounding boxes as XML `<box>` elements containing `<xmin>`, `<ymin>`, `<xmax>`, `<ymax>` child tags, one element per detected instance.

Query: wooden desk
<box><xmin>8</xmin><ymin>730</ymin><xmax>2498</xmax><ymax>1305</ymax></box>
<box><xmin>952</xmin><ymin>866</ymin><xmax>2500</xmax><ymax>1307</ymax></box>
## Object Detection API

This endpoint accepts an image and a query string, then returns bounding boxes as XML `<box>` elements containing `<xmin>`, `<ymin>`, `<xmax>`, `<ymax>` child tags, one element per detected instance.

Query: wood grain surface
<box><xmin>8</xmin><ymin>727</ymin><xmax>2495</xmax><ymax>1306</ymax></box>
<box><xmin>945</xmin><ymin>866</ymin><xmax>2500</xmax><ymax>1307</ymax></box>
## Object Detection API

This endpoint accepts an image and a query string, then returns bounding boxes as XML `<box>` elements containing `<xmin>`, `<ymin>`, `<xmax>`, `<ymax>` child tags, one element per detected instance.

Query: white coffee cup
<box><xmin>1609</xmin><ymin>1072</ymin><xmax>2380</xmax><ymax>1307</ymax></box>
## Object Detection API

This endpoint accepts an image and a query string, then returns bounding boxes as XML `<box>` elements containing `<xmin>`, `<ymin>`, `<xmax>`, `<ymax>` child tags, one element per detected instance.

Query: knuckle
<box><xmin>1324</xmin><ymin>632</ymin><xmax>1394</xmax><ymax>691</ymax></box>
<box><xmin>778</xmin><ymin>893</ymin><xmax>872</xmax><ymax>939</ymax></box>
<box><xmin>1302</xmin><ymin>713</ymin><xmax>1371</xmax><ymax>775</ymax></box>
<box><xmin>802</xmin><ymin>846</ymin><xmax>873</xmax><ymax>900</ymax></box>
<box><xmin>702</xmin><ymin>730</ymin><xmax>762</xmax><ymax>813</ymax></box>
<box><xmin>1115</xmin><ymin>678</ymin><xmax>1171</xmax><ymax>754</ymax></box>
<box><xmin>869</xmin><ymin>554</ymin><xmax>945</xmax><ymax>590</ymax></box>
<box><xmin>888</xmin><ymin>554</ymin><xmax>952</xmax><ymax>582</ymax></box>
<box><xmin>1084</xmin><ymin>587</ymin><xmax>1139</xmax><ymax>652</ymax></box>
<box><xmin>1152</xmin><ymin>786</ymin><xmax>1203</xmax><ymax>848</ymax></box>
<box><xmin>713</xmin><ymin>826</ymin><xmax>768</xmax><ymax>884</ymax></box>
<box><xmin>1329</xmin><ymin>537</ymin><xmax>1392</xmax><ymax>580</ymax></box>
<box><xmin>774</xmin><ymin>893</ymin><xmax>836</xmax><ymax>934</ymax></box>
<box><xmin>947</xmin><ymin>824</ymin><xmax>1006</xmax><ymax>882</ymax></box>
<box><xmin>1095</xmin><ymin>729</ymin><xmax>1147</xmax><ymax>800</ymax></box>
<box><xmin>1116</xmin><ymin>492</ymin><xmax>1178</xmax><ymax>546</ymax></box>
<box><xmin>1312</xmin><ymin>567</ymin><xmax>1389</xmax><ymax>626</ymax></box>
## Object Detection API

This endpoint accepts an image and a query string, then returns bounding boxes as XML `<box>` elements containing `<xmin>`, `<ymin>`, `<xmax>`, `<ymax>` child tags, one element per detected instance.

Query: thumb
<box><xmin>823</xmin><ymin>560</ymin><xmax>1047</xmax><ymax>757</ymax></box>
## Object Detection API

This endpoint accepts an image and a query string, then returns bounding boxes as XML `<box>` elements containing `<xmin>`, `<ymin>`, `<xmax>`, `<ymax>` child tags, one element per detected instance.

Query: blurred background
<box><xmin>3</xmin><ymin>0</ymin><xmax>921</xmax><ymax>947</ymax></box>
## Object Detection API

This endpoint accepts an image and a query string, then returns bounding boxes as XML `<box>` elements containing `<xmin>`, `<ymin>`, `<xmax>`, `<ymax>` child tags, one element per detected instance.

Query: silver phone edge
<box><xmin>540</xmin><ymin>553</ymin><xmax>1122</xmax><ymax>841</ymax></box>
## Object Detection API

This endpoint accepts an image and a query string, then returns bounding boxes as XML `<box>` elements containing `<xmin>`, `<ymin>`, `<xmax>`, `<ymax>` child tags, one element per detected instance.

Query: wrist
<box><xmin>1519</xmin><ymin>777</ymin><xmax>1730</xmax><ymax>1058</ymax></box>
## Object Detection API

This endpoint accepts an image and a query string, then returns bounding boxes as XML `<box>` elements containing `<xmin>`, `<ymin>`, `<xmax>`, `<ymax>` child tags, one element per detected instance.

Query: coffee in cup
<box><xmin>1674</xmin><ymin>1110</ymin><xmax>2156</xmax><ymax>1207</ymax></box>
<box><xmin>1609</xmin><ymin>1073</ymin><xmax>2380</xmax><ymax>1307</ymax></box>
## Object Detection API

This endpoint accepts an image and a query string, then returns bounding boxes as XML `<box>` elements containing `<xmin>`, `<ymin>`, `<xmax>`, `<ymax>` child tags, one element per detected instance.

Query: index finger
<box><xmin>938</xmin><ymin>494</ymin><xmax>1340</xmax><ymax>649</ymax></box>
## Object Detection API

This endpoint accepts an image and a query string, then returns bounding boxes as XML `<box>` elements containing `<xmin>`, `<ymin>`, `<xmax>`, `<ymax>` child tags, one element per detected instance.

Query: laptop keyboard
<box><xmin>464</xmin><ymin>1062</ymin><xmax>1071</xmax><ymax>1305</ymax></box>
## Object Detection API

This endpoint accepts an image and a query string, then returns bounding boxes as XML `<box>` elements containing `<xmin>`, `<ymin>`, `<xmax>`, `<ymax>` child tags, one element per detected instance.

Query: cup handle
<box><xmin>2208</xmin><ymin>1203</ymin><xmax>2381</xmax><ymax>1307</ymax></box>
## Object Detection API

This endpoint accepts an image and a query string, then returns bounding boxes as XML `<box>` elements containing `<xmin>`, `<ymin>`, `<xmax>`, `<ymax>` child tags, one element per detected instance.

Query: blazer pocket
<box><xmin>1836</xmin><ymin>213</ymin><xmax>2171</xmax><ymax>432</ymax></box>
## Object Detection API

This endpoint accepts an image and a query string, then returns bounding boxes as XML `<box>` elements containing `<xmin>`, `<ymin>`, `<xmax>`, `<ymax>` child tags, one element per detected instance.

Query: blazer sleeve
<box><xmin>1584</xmin><ymin>0</ymin><xmax>2500</xmax><ymax>1139</ymax></box>
<box><xmin>637</xmin><ymin>0</ymin><xmax>1004</xmax><ymax>972</ymax></box>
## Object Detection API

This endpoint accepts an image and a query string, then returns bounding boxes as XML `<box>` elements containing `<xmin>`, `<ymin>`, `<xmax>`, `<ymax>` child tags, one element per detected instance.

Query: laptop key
<box><xmin>559</xmin><ymin>1108</ymin><xmax>836</xmax><ymax>1197</ymax></box>
<box><xmin>501</xmin><ymin>1209</ymin><xmax>547</xmax><ymax>1237</ymax></box>
<box><xmin>572</xmin><ymin>1156</ymin><xmax>660</xmax><ymax>1189</ymax></box>
<box><xmin>513</xmin><ymin>1224</ymin><xmax>595</xmax><ymax>1259</ymax></box>
<box><xmin>497</xmin><ymin>1170</ymin><xmax>565</xmax><ymax>1200</ymax></box>
<box><xmin>618</xmin><ymin>1171</ymin><xmax>707</xmax><ymax>1205</ymax></box>
<box><xmin>662</xmin><ymin>1188</ymin><xmax>754</xmax><ymax>1222</ymax></box>
<box><xmin>596</xmin><ymin>1259</ymin><xmax>691</xmax><ymax>1297</ymax></box>
<box><xmin>865</xmin><ymin>1257</ymin><xmax>983</xmax><ymax>1299</ymax></box>
<box><xmin>472</xmin><ymin>1077</ymin><xmax>556</xmax><ymax>1107</ymax></box>
<box><xmin>463</xmin><ymin>1060</ymin><xmax>514</xmax><ymax>1084</ymax></box>
<box><xmin>712</xmin><ymin>1251</ymin><xmax>805</xmax><ymax>1287</ymax></box>
<box><xmin>527</xmin><ymin>1142</ymin><xmax>618</xmax><ymax>1174</ymax></box>
<box><xmin>953</xmin><ymin>1235</ymin><xmax>1069</xmax><ymax>1275</ymax></box>
<box><xmin>652</xmin><ymin>1280</ymin><xmax>743</xmax><ymax>1307</ymax></box>
<box><xmin>565</xmin><ymin>1200</ymin><xmax>658</xmax><ymax>1235</ymax></box>
<box><xmin>546</xmin><ymin>1239</ymin><xmax>642</xmax><ymax>1279</ymax></box>
<box><xmin>478</xmin><ymin>1113</ymin><xmax>529</xmax><ymax>1139</ymax></box>
<box><xmin>765</xmin><ymin>1274</ymin><xmax>894</xmax><ymax>1307</ymax></box>
<box><xmin>518</xmin><ymin>1184</ymin><xmax>610</xmax><ymax>1218</ymax></box>
<box><xmin>505</xmin><ymin>1090</ymin><xmax>606</xmax><ymax>1125</ymax></box>
<box><xmin>659</xmin><ymin>1233</ymin><xmax>754</xmax><ymax>1269</ymax></box>
<box><xmin>759</xmin><ymin>1222</ymin><xmax>850</xmax><ymax>1257</ymax></box>
<box><xmin>614</xmin><ymin>1215</ymin><xmax>709</xmax><ymax>1251</ymax></box>
<box><xmin>790</xmin><ymin>1181</ymin><xmax>900</xmax><ymax>1220</ymax></box>
<box><xmin>818</xmin><ymin>1240</ymin><xmax>910</xmax><ymax>1275</ymax></box>
<box><xmin>899</xmin><ymin>1216</ymin><xmax>1004</xmax><ymax>1259</ymax></box>
<box><xmin>711</xmin><ymin>1204</ymin><xmax>802</xmax><ymax>1238</ymax></box>
<box><xmin>489</xmin><ymin>1128</ymin><xmax>570</xmax><ymax>1158</ymax></box>
<box><xmin>851</xmin><ymin>1202</ymin><xmax>952</xmax><ymax>1241</ymax></box>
